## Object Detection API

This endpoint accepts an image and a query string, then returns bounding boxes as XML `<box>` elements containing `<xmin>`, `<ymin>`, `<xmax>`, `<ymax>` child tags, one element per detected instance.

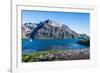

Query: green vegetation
<box><xmin>78</xmin><ymin>38</ymin><xmax>90</xmax><ymax>46</ymax></box>
<box><xmin>22</xmin><ymin>49</ymin><xmax>89</xmax><ymax>62</ymax></box>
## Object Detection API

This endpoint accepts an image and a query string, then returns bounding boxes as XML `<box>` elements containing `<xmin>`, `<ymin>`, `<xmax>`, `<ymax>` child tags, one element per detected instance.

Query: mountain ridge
<box><xmin>22</xmin><ymin>19</ymin><xmax>88</xmax><ymax>39</ymax></box>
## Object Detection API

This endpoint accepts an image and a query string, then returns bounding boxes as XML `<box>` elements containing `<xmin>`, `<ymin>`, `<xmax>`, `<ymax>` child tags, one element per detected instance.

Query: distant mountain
<box><xmin>22</xmin><ymin>19</ymin><xmax>88</xmax><ymax>39</ymax></box>
<box><xmin>77</xmin><ymin>34</ymin><xmax>89</xmax><ymax>40</ymax></box>
<box><xmin>22</xmin><ymin>22</ymin><xmax>37</xmax><ymax>38</ymax></box>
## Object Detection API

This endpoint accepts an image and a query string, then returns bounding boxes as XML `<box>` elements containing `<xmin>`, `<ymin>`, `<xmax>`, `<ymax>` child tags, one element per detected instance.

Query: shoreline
<box><xmin>22</xmin><ymin>48</ymin><xmax>90</xmax><ymax>62</ymax></box>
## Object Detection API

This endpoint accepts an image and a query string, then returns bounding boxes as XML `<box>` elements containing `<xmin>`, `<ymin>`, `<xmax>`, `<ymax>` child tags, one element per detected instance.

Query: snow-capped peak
<box><xmin>50</xmin><ymin>21</ymin><xmax>62</xmax><ymax>27</ymax></box>
<box><xmin>45</xmin><ymin>19</ymin><xmax>62</xmax><ymax>27</ymax></box>
<box><xmin>24</xmin><ymin>23</ymin><xmax>37</xmax><ymax>28</ymax></box>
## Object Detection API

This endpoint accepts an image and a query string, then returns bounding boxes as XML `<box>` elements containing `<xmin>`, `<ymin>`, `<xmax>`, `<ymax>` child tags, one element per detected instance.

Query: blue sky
<box><xmin>22</xmin><ymin>10</ymin><xmax>90</xmax><ymax>35</ymax></box>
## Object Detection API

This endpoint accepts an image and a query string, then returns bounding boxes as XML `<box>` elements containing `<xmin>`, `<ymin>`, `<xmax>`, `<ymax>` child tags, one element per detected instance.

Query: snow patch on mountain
<box><xmin>44</xmin><ymin>19</ymin><xmax>63</xmax><ymax>27</ymax></box>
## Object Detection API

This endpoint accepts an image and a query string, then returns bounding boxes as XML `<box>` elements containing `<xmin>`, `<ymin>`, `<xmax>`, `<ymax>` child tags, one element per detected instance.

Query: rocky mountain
<box><xmin>22</xmin><ymin>19</ymin><xmax>80</xmax><ymax>39</ymax></box>
<box><xmin>77</xmin><ymin>34</ymin><xmax>89</xmax><ymax>40</ymax></box>
<box><xmin>22</xmin><ymin>22</ymin><xmax>37</xmax><ymax>38</ymax></box>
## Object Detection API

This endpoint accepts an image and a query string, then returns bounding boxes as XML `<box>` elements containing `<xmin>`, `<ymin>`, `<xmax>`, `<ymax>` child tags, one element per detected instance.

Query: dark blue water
<box><xmin>22</xmin><ymin>39</ymin><xmax>88</xmax><ymax>53</ymax></box>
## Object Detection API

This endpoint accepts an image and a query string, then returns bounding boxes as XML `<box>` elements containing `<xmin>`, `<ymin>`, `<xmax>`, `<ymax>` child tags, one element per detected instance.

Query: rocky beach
<box><xmin>22</xmin><ymin>48</ymin><xmax>89</xmax><ymax>62</ymax></box>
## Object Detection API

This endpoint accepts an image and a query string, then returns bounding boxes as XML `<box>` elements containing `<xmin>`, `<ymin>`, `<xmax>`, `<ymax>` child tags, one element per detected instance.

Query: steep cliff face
<box><xmin>22</xmin><ymin>19</ymin><xmax>79</xmax><ymax>39</ymax></box>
